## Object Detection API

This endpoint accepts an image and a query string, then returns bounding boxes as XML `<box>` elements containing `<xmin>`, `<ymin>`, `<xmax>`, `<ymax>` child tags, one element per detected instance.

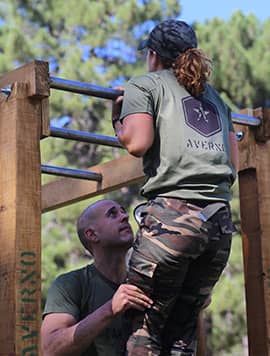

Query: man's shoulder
<box><xmin>46</xmin><ymin>264</ymin><xmax>97</xmax><ymax>308</ymax></box>
<box><xmin>43</xmin><ymin>264</ymin><xmax>97</xmax><ymax>320</ymax></box>
<box><xmin>53</xmin><ymin>263</ymin><xmax>96</xmax><ymax>287</ymax></box>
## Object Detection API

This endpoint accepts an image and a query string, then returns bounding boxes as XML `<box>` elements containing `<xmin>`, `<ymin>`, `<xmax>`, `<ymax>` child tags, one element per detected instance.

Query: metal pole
<box><xmin>50</xmin><ymin>126</ymin><xmax>122</xmax><ymax>148</ymax></box>
<box><xmin>0</xmin><ymin>87</ymin><xmax>11</xmax><ymax>96</ymax></box>
<box><xmin>1</xmin><ymin>81</ymin><xmax>264</xmax><ymax>126</ymax></box>
<box><xmin>49</xmin><ymin>78</ymin><xmax>262</xmax><ymax>126</ymax></box>
<box><xmin>231</xmin><ymin>112</ymin><xmax>261</xmax><ymax>126</ymax></box>
<box><xmin>50</xmin><ymin>76</ymin><xmax>123</xmax><ymax>100</ymax></box>
<box><xmin>41</xmin><ymin>164</ymin><xmax>102</xmax><ymax>181</ymax></box>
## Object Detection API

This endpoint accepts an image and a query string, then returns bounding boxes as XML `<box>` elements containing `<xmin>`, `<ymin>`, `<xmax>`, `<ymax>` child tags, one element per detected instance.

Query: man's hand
<box><xmin>111</xmin><ymin>284</ymin><xmax>153</xmax><ymax>315</ymax></box>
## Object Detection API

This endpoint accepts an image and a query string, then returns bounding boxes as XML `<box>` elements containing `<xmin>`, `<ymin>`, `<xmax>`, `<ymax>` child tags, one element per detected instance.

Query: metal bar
<box><xmin>49</xmin><ymin>77</ymin><xmax>261</xmax><ymax>126</ymax></box>
<box><xmin>231</xmin><ymin>112</ymin><xmax>261</xmax><ymax>126</ymax></box>
<box><xmin>41</xmin><ymin>164</ymin><xmax>102</xmax><ymax>181</ymax></box>
<box><xmin>50</xmin><ymin>76</ymin><xmax>123</xmax><ymax>100</ymax></box>
<box><xmin>50</xmin><ymin>126</ymin><xmax>122</xmax><ymax>148</ymax></box>
<box><xmin>1</xmin><ymin>80</ymin><xmax>263</xmax><ymax>126</ymax></box>
<box><xmin>0</xmin><ymin>87</ymin><xmax>11</xmax><ymax>96</ymax></box>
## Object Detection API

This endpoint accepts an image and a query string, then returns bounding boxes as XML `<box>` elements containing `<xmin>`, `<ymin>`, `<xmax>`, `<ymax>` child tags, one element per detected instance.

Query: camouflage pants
<box><xmin>126</xmin><ymin>197</ymin><xmax>233</xmax><ymax>356</ymax></box>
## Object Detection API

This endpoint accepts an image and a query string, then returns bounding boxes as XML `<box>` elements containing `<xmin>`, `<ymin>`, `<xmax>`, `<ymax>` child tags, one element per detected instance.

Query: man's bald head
<box><xmin>76</xmin><ymin>199</ymin><xmax>115</xmax><ymax>252</ymax></box>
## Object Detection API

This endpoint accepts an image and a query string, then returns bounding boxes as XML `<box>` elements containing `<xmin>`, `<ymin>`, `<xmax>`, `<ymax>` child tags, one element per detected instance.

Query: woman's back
<box><xmin>121</xmin><ymin>69</ymin><xmax>236</xmax><ymax>201</ymax></box>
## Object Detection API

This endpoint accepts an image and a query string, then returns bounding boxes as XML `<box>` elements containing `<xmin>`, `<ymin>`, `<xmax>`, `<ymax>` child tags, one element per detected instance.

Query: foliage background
<box><xmin>1</xmin><ymin>1</ymin><xmax>269</xmax><ymax>354</ymax></box>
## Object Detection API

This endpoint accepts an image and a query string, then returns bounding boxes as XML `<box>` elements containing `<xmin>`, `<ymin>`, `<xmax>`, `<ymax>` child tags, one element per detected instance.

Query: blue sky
<box><xmin>180</xmin><ymin>0</ymin><xmax>269</xmax><ymax>24</ymax></box>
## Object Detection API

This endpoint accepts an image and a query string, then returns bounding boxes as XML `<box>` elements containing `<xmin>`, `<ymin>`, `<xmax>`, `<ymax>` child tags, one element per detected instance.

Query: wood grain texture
<box><xmin>0</xmin><ymin>83</ymin><xmax>41</xmax><ymax>355</ymax></box>
<box><xmin>42</xmin><ymin>154</ymin><xmax>145</xmax><ymax>213</ymax></box>
<box><xmin>238</xmin><ymin>108</ymin><xmax>270</xmax><ymax>356</ymax></box>
<box><xmin>0</xmin><ymin>60</ymin><xmax>49</xmax><ymax>97</ymax></box>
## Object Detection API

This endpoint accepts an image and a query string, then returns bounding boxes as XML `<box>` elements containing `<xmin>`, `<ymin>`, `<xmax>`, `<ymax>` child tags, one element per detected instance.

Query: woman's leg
<box><xmin>126</xmin><ymin>198</ymin><xmax>210</xmax><ymax>356</ymax></box>
<box><xmin>162</xmin><ymin>205</ymin><xmax>233</xmax><ymax>355</ymax></box>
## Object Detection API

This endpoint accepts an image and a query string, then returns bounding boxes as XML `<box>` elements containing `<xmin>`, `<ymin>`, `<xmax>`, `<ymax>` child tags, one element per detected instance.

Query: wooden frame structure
<box><xmin>0</xmin><ymin>61</ymin><xmax>269</xmax><ymax>355</ymax></box>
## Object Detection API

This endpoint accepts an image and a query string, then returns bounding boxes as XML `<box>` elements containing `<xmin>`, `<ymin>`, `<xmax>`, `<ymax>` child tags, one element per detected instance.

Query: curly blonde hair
<box><xmin>171</xmin><ymin>48</ymin><xmax>212</xmax><ymax>97</ymax></box>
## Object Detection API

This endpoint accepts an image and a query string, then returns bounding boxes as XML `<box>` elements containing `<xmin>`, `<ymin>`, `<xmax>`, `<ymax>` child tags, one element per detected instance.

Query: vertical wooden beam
<box><xmin>0</xmin><ymin>83</ymin><xmax>42</xmax><ymax>355</ymax></box>
<box><xmin>196</xmin><ymin>312</ymin><xmax>207</xmax><ymax>356</ymax></box>
<box><xmin>239</xmin><ymin>168</ymin><xmax>267</xmax><ymax>355</ymax></box>
<box><xmin>237</xmin><ymin>108</ymin><xmax>270</xmax><ymax>355</ymax></box>
<box><xmin>40</xmin><ymin>97</ymin><xmax>50</xmax><ymax>138</ymax></box>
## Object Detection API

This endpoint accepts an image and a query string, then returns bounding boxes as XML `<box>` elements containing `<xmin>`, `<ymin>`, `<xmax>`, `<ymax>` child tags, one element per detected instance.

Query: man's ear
<box><xmin>85</xmin><ymin>228</ymin><xmax>99</xmax><ymax>243</ymax></box>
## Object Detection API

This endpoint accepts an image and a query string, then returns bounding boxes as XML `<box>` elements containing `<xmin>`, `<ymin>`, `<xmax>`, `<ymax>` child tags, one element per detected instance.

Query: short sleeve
<box><xmin>120</xmin><ymin>74</ymin><xmax>158</xmax><ymax>121</ymax></box>
<box><xmin>42</xmin><ymin>272</ymin><xmax>82</xmax><ymax>320</ymax></box>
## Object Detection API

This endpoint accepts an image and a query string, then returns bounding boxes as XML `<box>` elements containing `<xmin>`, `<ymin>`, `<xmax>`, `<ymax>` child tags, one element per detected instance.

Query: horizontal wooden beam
<box><xmin>0</xmin><ymin>60</ymin><xmax>49</xmax><ymax>98</ymax></box>
<box><xmin>42</xmin><ymin>154</ymin><xmax>144</xmax><ymax>213</ymax></box>
<box><xmin>42</xmin><ymin>107</ymin><xmax>261</xmax><ymax>213</ymax></box>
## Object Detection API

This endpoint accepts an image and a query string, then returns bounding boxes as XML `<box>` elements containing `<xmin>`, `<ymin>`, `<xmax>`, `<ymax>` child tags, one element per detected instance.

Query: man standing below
<box><xmin>41</xmin><ymin>199</ymin><xmax>153</xmax><ymax>356</ymax></box>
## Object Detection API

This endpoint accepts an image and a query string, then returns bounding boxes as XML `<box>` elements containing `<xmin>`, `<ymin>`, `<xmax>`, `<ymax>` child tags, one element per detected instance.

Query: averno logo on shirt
<box><xmin>182</xmin><ymin>96</ymin><xmax>221</xmax><ymax>137</ymax></box>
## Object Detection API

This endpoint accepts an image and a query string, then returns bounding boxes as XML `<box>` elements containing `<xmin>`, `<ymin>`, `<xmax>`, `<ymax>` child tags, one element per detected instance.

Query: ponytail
<box><xmin>172</xmin><ymin>48</ymin><xmax>212</xmax><ymax>97</ymax></box>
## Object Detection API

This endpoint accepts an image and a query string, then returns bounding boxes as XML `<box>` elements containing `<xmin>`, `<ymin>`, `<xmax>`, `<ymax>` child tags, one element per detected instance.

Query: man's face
<box><xmin>94</xmin><ymin>200</ymin><xmax>134</xmax><ymax>249</ymax></box>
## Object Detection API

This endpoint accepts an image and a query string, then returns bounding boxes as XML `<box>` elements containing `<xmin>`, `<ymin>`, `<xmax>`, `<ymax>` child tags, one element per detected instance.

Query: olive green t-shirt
<box><xmin>43</xmin><ymin>264</ymin><xmax>131</xmax><ymax>356</ymax></box>
<box><xmin>120</xmin><ymin>69</ymin><xmax>236</xmax><ymax>201</ymax></box>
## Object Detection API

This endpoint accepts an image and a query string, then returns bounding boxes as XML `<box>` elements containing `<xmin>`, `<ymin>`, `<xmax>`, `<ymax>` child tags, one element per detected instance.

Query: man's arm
<box><xmin>41</xmin><ymin>284</ymin><xmax>153</xmax><ymax>356</ymax></box>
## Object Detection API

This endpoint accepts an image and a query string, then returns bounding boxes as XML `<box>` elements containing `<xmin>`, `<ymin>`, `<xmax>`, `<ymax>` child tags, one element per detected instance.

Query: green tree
<box><xmin>0</xmin><ymin>3</ymin><xmax>269</xmax><ymax>353</ymax></box>
<box><xmin>196</xmin><ymin>12</ymin><xmax>270</xmax><ymax>109</ymax></box>
<box><xmin>0</xmin><ymin>0</ymin><xmax>181</xmax><ymax>302</ymax></box>
<box><xmin>196</xmin><ymin>14</ymin><xmax>270</xmax><ymax>354</ymax></box>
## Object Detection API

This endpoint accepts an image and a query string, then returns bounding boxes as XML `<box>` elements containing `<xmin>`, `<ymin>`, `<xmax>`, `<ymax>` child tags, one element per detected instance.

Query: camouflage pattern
<box><xmin>126</xmin><ymin>197</ymin><xmax>233</xmax><ymax>356</ymax></box>
<box><xmin>137</xmin><ymin>20</ymin><xmax>197</xmax><ymax>60</ymax></box>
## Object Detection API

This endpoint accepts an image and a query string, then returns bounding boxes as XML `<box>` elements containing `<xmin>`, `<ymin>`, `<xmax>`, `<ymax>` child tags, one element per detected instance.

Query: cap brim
<box><xmin>137</xmin><ymin>39</ymin><xmax>149</xmax><ymax>51</ymax></box>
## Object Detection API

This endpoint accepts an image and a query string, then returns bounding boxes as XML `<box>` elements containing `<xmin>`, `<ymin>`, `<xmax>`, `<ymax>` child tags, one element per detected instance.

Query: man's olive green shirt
<box><xmin>43</xmin><ymin>264</ymin><xmax>131</xmax><ymax>355</ymax></box>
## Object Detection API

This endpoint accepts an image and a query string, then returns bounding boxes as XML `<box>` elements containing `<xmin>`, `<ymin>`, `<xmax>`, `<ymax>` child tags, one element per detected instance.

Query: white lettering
<box><xmin>186</xmin><ymin>139</ymin><xmax>225</xmax><ymax>152</ymax></box>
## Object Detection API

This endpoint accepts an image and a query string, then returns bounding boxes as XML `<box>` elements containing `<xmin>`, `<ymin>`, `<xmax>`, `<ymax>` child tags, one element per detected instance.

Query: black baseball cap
<box><xmin>138</xmin><ymin>19</ymin><xmax>197</xmax><ymax>60</ymax></box>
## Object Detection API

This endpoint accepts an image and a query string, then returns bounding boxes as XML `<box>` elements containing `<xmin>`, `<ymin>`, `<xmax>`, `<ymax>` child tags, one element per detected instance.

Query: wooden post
<box><xmin>196</xmin><ymin>312</ymin><xmax>207</xmax><ymax>356</ymax></box>
<box><xmin>0</xmin><ymin>61</ymin><xmax>49</xmax><ymax>355</ymax></box>
<box><xmin>236</xmin><ymin>108</ymin><xmax>270</xmax><ymax>355</ymax></box>
<box><xmin>0</xmin><ymin>60</ymin><xmax>50</xmax><ymax>138</ymax></box>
